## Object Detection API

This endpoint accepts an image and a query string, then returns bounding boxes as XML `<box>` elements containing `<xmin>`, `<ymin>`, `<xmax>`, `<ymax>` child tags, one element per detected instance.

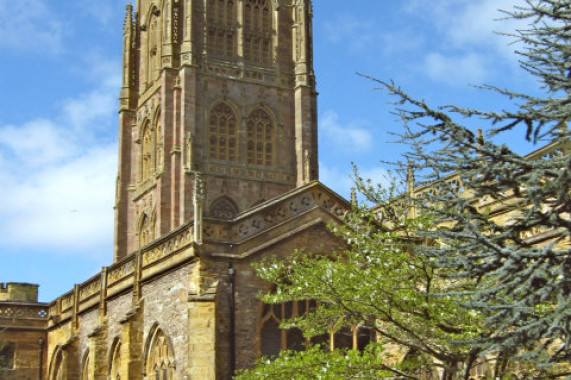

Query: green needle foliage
<box><xmin>372</xmin><ymin>0</ymin><xmax>571</xmax><ymax>374</ymax></box>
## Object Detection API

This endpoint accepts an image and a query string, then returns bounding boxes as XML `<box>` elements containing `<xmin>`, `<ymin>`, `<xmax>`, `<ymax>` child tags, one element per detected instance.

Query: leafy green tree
<box><xmin>238</xmin><ymin>178</ymin><xmax>497</xmax><ymax>380</ymax></box>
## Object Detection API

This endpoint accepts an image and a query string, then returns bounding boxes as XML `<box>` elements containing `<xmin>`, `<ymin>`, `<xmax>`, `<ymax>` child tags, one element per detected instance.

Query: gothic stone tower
<box><xmin>114</xmin><ymin>0</ymin><xmax>318</xmax><ymax>261</ymax></box>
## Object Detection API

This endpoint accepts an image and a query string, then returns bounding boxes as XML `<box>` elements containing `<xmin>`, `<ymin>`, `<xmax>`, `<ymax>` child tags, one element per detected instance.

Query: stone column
<box><xmin>87</xmin><ymin>321</ymin><xmax>108</xmax><ymax>380</ymax></box>
<box><xmin>119</xmin><ymin>304</ymin><xmax>144</xmax><ymax>380</ymax></box>
<box><xmin>188</xmin><ymin>263</ymin><xmax>219</xmax><ymax>380</ymax></box>
<box><xmin>61</xmin><ymin>338</ymin><xmax>80</xmax><ymax>380</ymax></box>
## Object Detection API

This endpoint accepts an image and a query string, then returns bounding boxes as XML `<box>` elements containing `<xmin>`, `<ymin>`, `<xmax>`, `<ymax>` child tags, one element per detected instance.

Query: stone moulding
<box><xmin>0</xmin><ymin>302</ymin><xmax>49</xmax><ymax>322</ymax></box>
<box><xmin>202</xmin><ymin>181</ymin><xmax>350</xmax><ymax>258</ymax></box>
<box><xmin>46</xmin><ymin>223</ymin><xmax>197</xmax><ymax>328</ymax></box>
<box><xmin>44</xmin><ymin>182</ymin><xmax>349</xmax><ymax>328</ymax></box>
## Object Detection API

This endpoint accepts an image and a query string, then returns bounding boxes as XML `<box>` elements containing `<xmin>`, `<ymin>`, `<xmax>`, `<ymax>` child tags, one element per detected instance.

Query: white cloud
<box><xmin>320</xmin><ymin>111</ymin><xmax>373</xmax><ymax>153</ymax></box>
<box><xmin>0</xmin><ymin>145</ymin><xmax>116</xmax><ymax>255</ymax></box>
<box><xmin>62</xmin><ymin>88</ymin><xmax>118</xmax><ymax>134</ymax></box>
<box><xmin>0</xmin><ymin>58</ymin><xmax>119</xmax><ymax>258</ymax></box>
<box><xmin>0</xmin><ymin>120</ymin><xmax>76</xmax><ymax>167</ymax></box>
<box><xmin>434</xmin><ymin>0</ymin><xmax>524</xmax><ymax>62</ymax></box>
<box><xmin>0</xmin><ymin>0</ymin><xmax>64</xmax><ymax>54</ymax></box>
<box><xmin>402</xmin><ymin>0</ymin><xmax>527</xmax><ymax>85</ymax></box>
<box><xmin>423</xmin><ymin>52</ymin><xmax>489</xmax><ymax>86</ymax></box>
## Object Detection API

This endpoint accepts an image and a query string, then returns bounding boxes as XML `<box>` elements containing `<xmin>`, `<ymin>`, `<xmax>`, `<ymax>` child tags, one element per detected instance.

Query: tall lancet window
<box><xmin>209</xmin><ymin>102</ymin><xmax>239</xmax><ymax>162</ymax></box>
<box><xmin>207</xmin><ymin>0</ymin><xmax>236</xmax><ymax>59</ymax></box>
<box><xmin>244</xmin><ymin>0</ymin><xmax>273</xmax><ymax>66</ymax></box>
<box><xmin>246</xmin><ymin>107</ymin><xmax>274</xmax><ymax>166</ymax></box>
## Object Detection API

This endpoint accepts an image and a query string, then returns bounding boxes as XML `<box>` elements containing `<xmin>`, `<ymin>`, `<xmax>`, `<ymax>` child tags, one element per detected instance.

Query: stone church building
<box><xmin>1</xmin><ymin>1</ymin><xmax>569</xmax><ymax>379</ymax></box>
<box><xmin>1</xmin><ymin>1</ymin><xmax>358</xmax><ymax>379</ymax></box>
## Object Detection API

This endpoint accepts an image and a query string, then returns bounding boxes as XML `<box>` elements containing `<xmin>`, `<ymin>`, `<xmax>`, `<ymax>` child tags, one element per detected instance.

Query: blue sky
<box><xmin>0</xmin><ymin>0</ymin><xmax>541</xmax><ymax>302</ymax></box>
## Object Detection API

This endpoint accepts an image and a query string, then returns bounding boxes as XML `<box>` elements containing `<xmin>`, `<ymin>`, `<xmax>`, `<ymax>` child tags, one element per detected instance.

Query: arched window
<box><xmin>244</xmin><ymin>0</ymin><xmax>273</xmax><ymax>65</ymax></box>
<box><xmin>48</xmin><ymin>347</ymin><xmax>64</xmax><ymax>380</ymax></box>
<box><xmin>207</xmin><ymin>0</ymin><xmax>236</xmax><ymax>59</ymax></box>
<box><xmin>109</xmin><ymin>340</ymin><xmax>121</xmax><ymax>380</ymax></box>
<box><xmin>260</xmin><ymin>300</ymin><xmax>308</xmax><ymax>357</ymax></box>
<box><xmin>145</xmin><ymin>327</ymin><xmax>175</xmax><ymax>380</ymax></box>
<box><xmin>209</xmin><ymin>102</ymin><xmax>239</xmax><ymax>161</ymax></box>
<box><xmin>141</xmin><ymin>121</ymin><xmax>155</xmax><ymax>181</ymax></box>
<box><xmin>246</xmin><ymin>107</ymin><xmax>274</xmax><ymax>166</ymax></box>
<box><xmin>259</xmin><ymin>300</ymin><xmax>373</xmax><ymax>358</ymax></box>
<box><xmin>210</xmin><ymin>196</ymin><xmax>239</xmax><ymax>219</ymax></box>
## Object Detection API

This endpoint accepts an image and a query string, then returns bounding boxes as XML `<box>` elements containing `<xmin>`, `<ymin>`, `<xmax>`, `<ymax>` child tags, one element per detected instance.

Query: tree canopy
<box><xmin>238</xmin><ymin>1</ymin><xmax>571</xmax><ymax>379</ymax></box>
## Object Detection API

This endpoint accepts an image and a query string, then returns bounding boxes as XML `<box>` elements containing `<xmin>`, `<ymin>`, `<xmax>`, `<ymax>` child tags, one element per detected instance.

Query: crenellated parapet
<box><xmin>0</xmin><ymin>284</ymin><xmax>48</xmax><ymax>380</ymax></box>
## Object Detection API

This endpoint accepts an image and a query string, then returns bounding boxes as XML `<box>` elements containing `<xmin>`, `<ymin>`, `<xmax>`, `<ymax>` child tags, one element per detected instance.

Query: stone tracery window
<box><xmin>244</xmin><ymin>0</ymin><xmax>273</xmax><ymax>65</ymax></box>
<box><xmin>260</xmin><ymin>300</ymin><xmax>373</xmax><ymax>358</ymax></box>
<box><xmin>210</xmin><ymin>196</ymin><xmax>239</xmax><ymax>219</ymax></box>
<box><xmin>260</xmin><ymin>300</ymin><xmax>309</xmax><ymax>357</ymax></box>
<box><xmin>247</xmin><ymin>107</ymin><xmax>274</xmax><ymax>166</ymax></box>
<box><xmin>209</xmin><ymin>102</ymin><xmax>239</xmax><ymax>161</ymax></box>
<box><xmin>145</xmin><ymin>327</ymin><xmax>175</xmax><ymax>380</ymax></box>
<box><xmin>207</xmin><ymin>0</ymin><xmax>236</xmax><ymax>59</ymax></box>
<box><xmin>140</xmin><ymin>113</ymin><xmax>162</xmax><ymax>182</ymax></box>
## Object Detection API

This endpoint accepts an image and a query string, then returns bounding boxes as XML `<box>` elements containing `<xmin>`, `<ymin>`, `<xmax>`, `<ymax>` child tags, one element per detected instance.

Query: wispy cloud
<box><xmin>0</xmin><ymin>59</ymin><xmax>120</xmax><ymax>258</ymax></box>
<box><xmin>320</xmin><ymin>111</ymin><xmax>373</xmax><ymax>154</ymax></box>
<box><xmin>403</xmin><ymin>0</ymin><xmax>526</xmax><ymax>85</ymax></box>
<box><xmin>435</xmin><ymin>0</ymin><xmax>522</xmax><ymax>54</ymax></box>
<box><xmin>0</xmin><ymin>0</ymin><xmax>64</xmax><ymax>54</ymax></box>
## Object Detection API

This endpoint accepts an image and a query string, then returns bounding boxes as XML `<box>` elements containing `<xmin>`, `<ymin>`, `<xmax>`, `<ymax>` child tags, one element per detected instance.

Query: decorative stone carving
<box><xmin>210</xmin><ymin>196</ymin><xmax>239</xmax><ymax>219</ymax></box>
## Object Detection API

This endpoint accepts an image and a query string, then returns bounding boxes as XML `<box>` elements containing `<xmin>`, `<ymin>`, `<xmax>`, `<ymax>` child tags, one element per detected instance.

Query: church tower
<box><xmin>114</xmin><ymin>0</ymin><xmax>318</xmax><ymax>261</ymax></box>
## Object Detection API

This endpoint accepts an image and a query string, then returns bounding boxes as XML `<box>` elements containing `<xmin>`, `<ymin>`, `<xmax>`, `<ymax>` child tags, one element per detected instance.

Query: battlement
<box><xmin>0</xmin><ymin>282</ymin><xmax>39</xmax><ymax>303</ymax></box>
